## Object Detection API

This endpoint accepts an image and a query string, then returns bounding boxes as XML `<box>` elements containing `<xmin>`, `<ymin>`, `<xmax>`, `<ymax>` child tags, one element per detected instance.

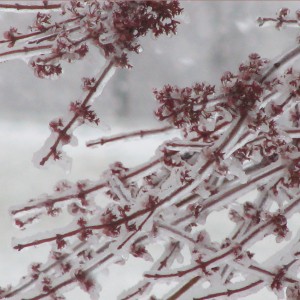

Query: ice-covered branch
<box><xmin>36</xmin><ymin>60</ymin><xmax>115</xmax><ymax>167</ymax></box>
<box><xmin>0</xmin><ymin>3</ymin><xmax>62</xmax><ymax>12</ymax></box>
<box><xmin>87</xmin><ymin>126</ymin><xmax>173</xmax><ymax>147</ymax></box>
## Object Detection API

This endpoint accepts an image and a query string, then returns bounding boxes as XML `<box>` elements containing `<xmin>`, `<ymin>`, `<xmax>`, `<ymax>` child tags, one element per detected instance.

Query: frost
<box><xmin>90</xmin><ymin>62</ymin><xmax>116</xmax><ymax>102</ymax></box>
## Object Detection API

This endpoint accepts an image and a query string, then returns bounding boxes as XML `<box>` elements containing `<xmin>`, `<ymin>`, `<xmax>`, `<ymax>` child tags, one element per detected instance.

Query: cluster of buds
<box><xmin>0</xmin><ymin>0</ymin><xmax>182</xmax><ymax>168</ymax></box>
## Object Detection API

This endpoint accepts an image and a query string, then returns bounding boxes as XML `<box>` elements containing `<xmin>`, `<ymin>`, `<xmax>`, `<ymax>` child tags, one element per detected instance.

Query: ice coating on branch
<box><xmin>32</xmin><ymin>129</ymin><xmax>73</xmax><ymax>171</ymax></box>
<box><xmin>32</xmin><ymin>131</ymin><xmax>71</xmax><ymax>170</ymax></box>
<box><xmin>0</xmin><ymin>45</ymin><xmax>53</xmax><ymax>63</ymax></box>
<box><xmin>32</xmin><ymin>61</ymin><xmax>115</xmax><ymax>169</ymax></box>
<box><xmin>88</xmin><ymin>62</ymin><xmax>116</xmax><ymax>103</ymax></box>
